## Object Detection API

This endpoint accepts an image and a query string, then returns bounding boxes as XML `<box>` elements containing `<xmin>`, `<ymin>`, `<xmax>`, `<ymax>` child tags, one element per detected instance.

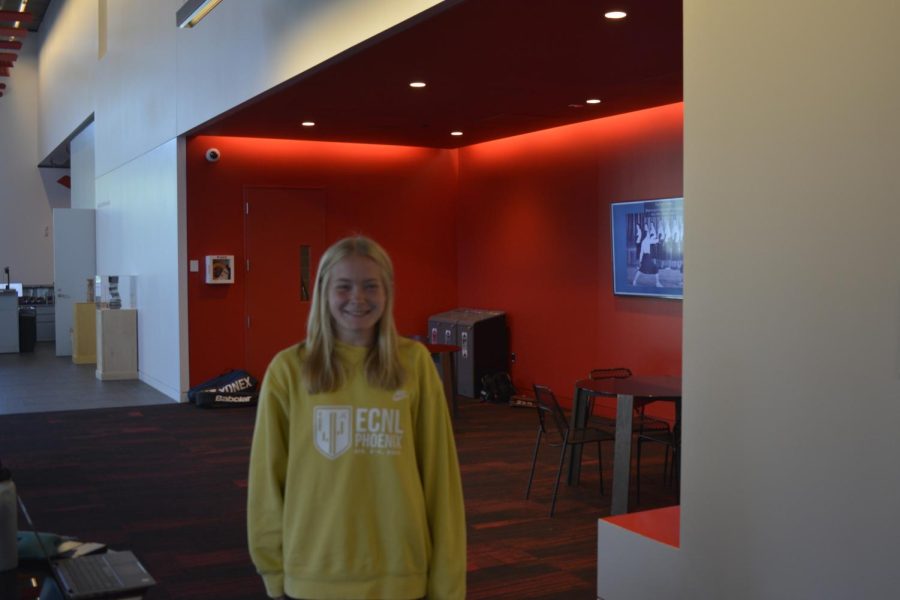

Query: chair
<box><xmin>587</xmin><ymin>368</ymin><xmax>677</xmax><ymax>505</ymax></box>
<box><xmin>526</xmin><ymin>384</ymin><xmax>613</xmax><ymax>516</ymax></box>
<box><xmin>586</xmin><ymin>368</ymin><xmax>671</xmax><ymax>436</ymax></box>
<box><xmin>635</xmin><ymin>414</ymin><xmax>680</xmax><ymax>504</ymax></box>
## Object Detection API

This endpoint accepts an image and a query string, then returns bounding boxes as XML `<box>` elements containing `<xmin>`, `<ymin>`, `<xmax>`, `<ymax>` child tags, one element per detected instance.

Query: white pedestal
<box><xmin>95</xmin><ymin>308</ymin><xmax>138</xmax><ymax>380</ymax></box>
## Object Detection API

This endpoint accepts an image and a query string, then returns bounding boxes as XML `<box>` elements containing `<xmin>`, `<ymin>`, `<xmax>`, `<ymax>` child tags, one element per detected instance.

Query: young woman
<box><xmin>632</xmin><ymin>223</ymin><xmax>663</xmax><ymax>288</ymax></box>
<box><xmin>247</xmin><ymin>236</ymin><xmax>466</xmax><ymax>600</ymax></box>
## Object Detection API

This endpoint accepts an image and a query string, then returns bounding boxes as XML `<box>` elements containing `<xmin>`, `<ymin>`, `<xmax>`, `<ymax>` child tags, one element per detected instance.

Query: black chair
<box><xmin>586</xmin><ymin>368</ymin><xmax>671</xmax><ymax>435</ymax></box>
<box><xmin>586</xmin><ymin>368</ymin><xmax>677</xmax><ymax>504</ymax></box>
<box><xmin>635</xmin><ymin>414</ymin><xmax>680</xmax><ymax>504</ymax></box>
<box><xmin>526</xmin><ymin>384</ymin><xmax>613</xmax><ymax>516</ymax></box>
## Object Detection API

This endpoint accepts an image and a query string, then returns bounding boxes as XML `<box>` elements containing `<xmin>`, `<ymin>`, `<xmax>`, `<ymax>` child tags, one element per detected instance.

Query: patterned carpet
<box><xmin>1</xmin><ymin>399</ymin><xmax>677</xmax><ymax>599</ymax></box>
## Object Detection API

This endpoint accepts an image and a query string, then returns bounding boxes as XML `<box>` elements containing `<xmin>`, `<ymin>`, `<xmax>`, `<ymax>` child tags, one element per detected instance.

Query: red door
<box><xmin>244</xmin><ymin>187</ymin><xmax>326</xmax><ymax>379</ymax></box>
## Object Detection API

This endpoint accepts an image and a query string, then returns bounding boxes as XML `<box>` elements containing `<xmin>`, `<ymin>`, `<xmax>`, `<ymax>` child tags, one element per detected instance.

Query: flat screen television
<box><xmin>610</xmin><ymin>197</ymin><xmax>683</xmax><ymax>299</ymax></box>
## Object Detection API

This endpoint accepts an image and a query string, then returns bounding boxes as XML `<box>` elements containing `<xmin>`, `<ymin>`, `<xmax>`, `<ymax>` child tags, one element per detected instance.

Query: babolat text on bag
<box><xmin>188</xmin><ymin>369</ymin><xmax>259</xmax><ymax>408</ymax></box>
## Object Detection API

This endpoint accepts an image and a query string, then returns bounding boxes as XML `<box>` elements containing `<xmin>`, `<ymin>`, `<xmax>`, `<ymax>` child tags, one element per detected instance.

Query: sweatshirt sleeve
<box><xmin>413</xmin><ymin>345</ymin><xmax>467</xmax><ymax>599</ymax></box>
<box><xmin>247</xmin><ymin>353</ymin><xmax>292</xmax><ymax>598</ymax></box>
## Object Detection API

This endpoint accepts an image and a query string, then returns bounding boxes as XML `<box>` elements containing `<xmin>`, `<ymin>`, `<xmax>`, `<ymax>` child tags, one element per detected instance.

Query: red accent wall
<box><xmin>186</xmin><ymin>137</ymin><xmax>460</xmax><ymax>384</ymax></box>
<box><xmin>456</xmin><ymin>103</ymin><xmax>683</xmax><ymax>412</ymax></box>
<box><xmin>186</xmin><ymin>103</ymin><xmax>683</xmax><ymax>415</ymax></box>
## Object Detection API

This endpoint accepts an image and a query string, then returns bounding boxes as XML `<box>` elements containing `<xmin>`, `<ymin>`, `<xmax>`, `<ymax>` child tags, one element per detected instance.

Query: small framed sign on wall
<box><xmin>205</xmin><ymin>255</ymin><xmax>235</xmax><ymax>284</ymax></box>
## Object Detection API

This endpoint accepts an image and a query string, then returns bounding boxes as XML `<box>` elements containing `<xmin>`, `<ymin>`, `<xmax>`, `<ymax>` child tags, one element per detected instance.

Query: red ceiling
<box><xmin>196</xmin><ymin>0</ymin><xmax>682</xmax><ymax>148</ymax></box>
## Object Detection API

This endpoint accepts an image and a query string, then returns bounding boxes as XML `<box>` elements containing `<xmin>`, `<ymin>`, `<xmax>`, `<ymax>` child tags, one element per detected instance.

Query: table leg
<box><xmin>567</xmin><ymin>387</ymin><xmax>591</xmax><ymax>485</ymax></box>
<box><xmin>610</xmin><ymin>393</ymin><xmax>634</xmax><ymax>515</ymax></box>
<box><xmin>436</xmin><ymin>351</ymin><xmax>457</xmax><ymax>417</ymax></box>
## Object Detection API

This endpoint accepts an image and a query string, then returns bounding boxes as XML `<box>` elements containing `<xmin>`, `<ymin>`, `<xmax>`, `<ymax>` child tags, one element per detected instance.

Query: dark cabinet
<box><xmin>428</xmin><ymin>309</ymin><xmax>508</xmax><ymax>398</ymax></box>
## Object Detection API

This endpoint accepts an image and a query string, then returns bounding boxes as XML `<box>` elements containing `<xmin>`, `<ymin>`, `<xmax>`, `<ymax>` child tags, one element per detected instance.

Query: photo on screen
<box><xmin>610</xmin><ymin>197</ymin><xmax>683</xmax><ymax>299</ymax></box>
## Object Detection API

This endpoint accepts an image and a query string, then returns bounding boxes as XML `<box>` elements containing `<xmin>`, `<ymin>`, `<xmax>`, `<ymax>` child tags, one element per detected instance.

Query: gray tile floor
<box><xmin>0</xmin><ymin>342</ymin><xmax>176</xmax><ymax>415</ymax></box>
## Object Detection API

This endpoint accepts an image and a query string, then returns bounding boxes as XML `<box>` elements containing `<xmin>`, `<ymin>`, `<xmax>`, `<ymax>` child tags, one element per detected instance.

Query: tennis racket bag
<box><xmin>188</xmin><ymin>369</ymin><xmax>259</xmax><ymax>408</ymax></box>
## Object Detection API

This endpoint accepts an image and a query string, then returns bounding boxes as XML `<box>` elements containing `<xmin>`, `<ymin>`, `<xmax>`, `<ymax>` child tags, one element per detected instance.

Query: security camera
<box><xmin>205</xmin><ymin>148</ymin><xmax>221</xmax><ymax>162</ymax></box>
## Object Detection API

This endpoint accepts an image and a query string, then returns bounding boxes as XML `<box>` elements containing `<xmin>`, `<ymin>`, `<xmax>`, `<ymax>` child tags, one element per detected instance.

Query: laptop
<box><xmin>18</xmin><ymin>495</ymin><xmax>157</xmax><ymax>599</ymax></box>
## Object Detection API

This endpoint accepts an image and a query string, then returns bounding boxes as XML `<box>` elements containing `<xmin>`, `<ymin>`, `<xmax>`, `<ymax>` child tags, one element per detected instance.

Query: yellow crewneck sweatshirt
<box><xmin>247</xmin><ymin>338</ymin><xmax>466</xmax><ymax>599</ymax></box>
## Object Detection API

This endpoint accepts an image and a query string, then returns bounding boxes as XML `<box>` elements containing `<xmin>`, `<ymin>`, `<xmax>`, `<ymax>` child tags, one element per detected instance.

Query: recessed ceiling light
<box><xmin>605</xmin><ymin>11</ymin><xmax>627</xmax><ymax>19</ymax></box>
<box><xmin>301</xmin><ymin>121</ymin><xmax>315</xmax><ymax>127</ymax></box>
<box><xmin>568</xmin><ymin>103</ymin><xmax>584</xmax><ymax>108</ymax></box>
<box><xmin>450</xmin><ymin>131</ymin><xmax>463</xmax><ymax>137</ymax></box>
<box><xmin>586</xmin><ymin>98</ymin><xmax>602</xmax><ymax>104</ymax></box>
<box><xmin>409</xmin><ymin>81</ymin><xmax>426</xmax><ymax>88</ymax></box>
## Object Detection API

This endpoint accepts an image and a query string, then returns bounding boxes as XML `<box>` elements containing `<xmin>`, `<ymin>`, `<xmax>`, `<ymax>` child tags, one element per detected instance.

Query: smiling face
<box><xmin>327</xmin><ymin>254</ymin><xmax>387</xmax><ymax>346</ymax></box>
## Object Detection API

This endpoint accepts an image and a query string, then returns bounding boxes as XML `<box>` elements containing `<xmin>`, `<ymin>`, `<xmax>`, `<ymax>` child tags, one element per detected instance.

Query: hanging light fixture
<box><xmin>0</xmin><ymin>26</ymin><xmax>28</xmax><ymax>39</ymax></box>
<box><xmin>176</xmin><ymin>0</ymin><xmax>224</xmax><ymax>28</ymax></box>
<box><xmin>0</xmin><ymin>7</ymin><xmax>34</xmax><ymax>28</ymax></box>
<box><xmin>0</xmin><ymin>2</ymin><xmax>30</xmax><ymax>97</ymax></box>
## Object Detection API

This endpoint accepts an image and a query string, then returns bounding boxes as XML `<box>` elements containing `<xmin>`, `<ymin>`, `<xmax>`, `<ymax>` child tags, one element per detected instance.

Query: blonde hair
<box><xmin>302</xmin><ymin>236</ymin><xmax>405</xmax><ymax>393</ymax></box>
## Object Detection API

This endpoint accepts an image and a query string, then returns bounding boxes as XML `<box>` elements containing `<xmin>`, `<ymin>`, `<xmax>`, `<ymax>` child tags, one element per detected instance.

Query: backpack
<box><xmin>188</xmin><ymin>369</ymin><xmax>259</xmax><ymax>408</ymax></box>
<box><xmin>479</xmin><ymin>371</ymin><xmax>516</xmax><ymax>404</ymax></box>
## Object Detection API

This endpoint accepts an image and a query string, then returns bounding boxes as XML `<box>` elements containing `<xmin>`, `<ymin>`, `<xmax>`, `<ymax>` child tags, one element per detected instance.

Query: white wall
<box><xmin>95</xmin><ymin>139</ymin><xmax>184</xmax><ymax>399</ymax></box>
<box><xmin>94</xmin><ymin>1</ymin><xmax>177</xmax><ymax>178</ymax></box>
<box><xmin>0</xmin><ymin>35</ymin><xmax>55</xmax><ymax>284</ymax></box>
<box><xmin>70</xmin><ymin>123</ymin><xmax>96</xmax><ymax>210</ymax></box>
<box><xmin>37</xmin><ymin>0</ymin><xmax>96</xmax><ymax>162</ymax></box>
<box><xmin>598</xmin><ymin>0</ymin><xmax>900</xmax><ymax>598</ymax></box>
<box><xmin>38</xmin><ymin>168</ymin><xmax>72</xmax><ymax>212</ymax></box>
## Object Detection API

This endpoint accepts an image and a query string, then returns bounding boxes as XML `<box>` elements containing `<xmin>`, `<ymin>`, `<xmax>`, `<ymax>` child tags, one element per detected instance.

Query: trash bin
<box><xmin>18</xmin><ymin>306</ymin><xmax>36</xmax><ymax>353</ymax></box>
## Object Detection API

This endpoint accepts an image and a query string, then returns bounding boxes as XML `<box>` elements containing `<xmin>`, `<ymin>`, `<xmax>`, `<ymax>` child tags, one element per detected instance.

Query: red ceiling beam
<box><xmin>0</xmin><ymin>62</ymin><xmax>13</xmax><ymax>68</ymax></box>
<box><xmin>0</xmin><ymin>41</ymin><xmax>22</xmax><ymax>50</ymax></box>
<box><xmin>0</xmin><ymin>67</ymin><xmax>10</xmax><ymax>77</ymax></box>
<box><xmin>0</xmin><ymin>10</ymin><xmax>33</xmax><ymax>23</ymax></box>
<box><xmin>0</xmin><ymin>52</ymin><xmax>18</xmax><ymax>62</ymax></box>
<box><xmin>0</xmin><ymin>27</ymin><xmax>28</xmax><ymax>38</ymax></box>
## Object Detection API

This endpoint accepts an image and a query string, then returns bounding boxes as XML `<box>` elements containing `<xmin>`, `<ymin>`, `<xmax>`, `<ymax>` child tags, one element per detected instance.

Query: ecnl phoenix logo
<box><xmin>314</xmin><ymin>405</ymin><xmax>405</xmax><ymax>459</ymax></box>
